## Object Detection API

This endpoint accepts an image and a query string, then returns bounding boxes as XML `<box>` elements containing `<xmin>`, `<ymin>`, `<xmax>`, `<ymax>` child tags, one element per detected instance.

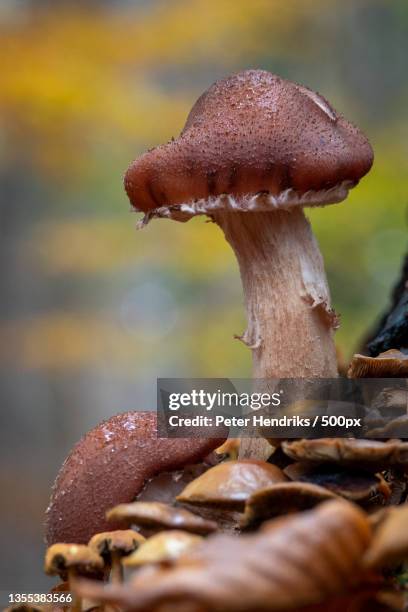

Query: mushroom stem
<box><xmin>110</xmin><ymin>551</ymin><xmax>123</xmax><ymax>584</ymax></box>
<box><xmin>215</xmin><ymin>207</ymin><xmax>338</xmax><ymax>379</ymax></box>
<box><xmin>67</xmin><ymin>568</ymin><xmax>82</xmax><ymax>612</ymax></box>
<box><xmin>214</xmin><ymin>207</ymin><xmax>338</xmax><ymax>460</ymax></box>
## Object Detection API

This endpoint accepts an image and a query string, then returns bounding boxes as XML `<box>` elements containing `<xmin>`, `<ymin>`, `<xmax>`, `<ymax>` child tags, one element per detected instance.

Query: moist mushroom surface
<box><xmin>125</xmin><ymin>69</ymin><xmax>373</xmax><ymax>383</ymax></box>
<box><xmin>176</xmin><ymin>459</ymin><xmax>288</xmax><ymax>511</ymax></box>
<box><xmin>126</xmin><ymin>69</ymin><xmax>372</xmax><ymax>217</ymax></box>
<box><xmin>125</xmin><ymin>70</ymin><xmax>373</xmax><ymax>461</ymax></box>
<box><xmin>45</xmin><ymin>411</ymin><xmax>225</xmax><ymax>545</ymax></box>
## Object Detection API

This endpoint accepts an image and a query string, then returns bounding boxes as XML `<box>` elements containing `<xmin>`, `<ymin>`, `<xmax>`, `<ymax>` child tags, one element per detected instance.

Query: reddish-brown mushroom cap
<box><xmin>45</xmin><ymin>411</ymin><xmax>225</xmax><ymax>545</ymax></box>
<box><xmin>125</xmin><ymin>70</ymin><xmax>373</xmax><ymax>216</ymax></box>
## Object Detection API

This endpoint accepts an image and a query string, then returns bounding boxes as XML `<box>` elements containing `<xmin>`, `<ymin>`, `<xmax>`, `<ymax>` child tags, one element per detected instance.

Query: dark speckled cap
<box><xmin>45</xmin><ymin>411</ymin><xmax>225</xmax><ymax>545</ymax></box>
<box><xmin>125</xmin><ymin>70</ymin><xmax>373</xmax><ymax>219</ymax></box>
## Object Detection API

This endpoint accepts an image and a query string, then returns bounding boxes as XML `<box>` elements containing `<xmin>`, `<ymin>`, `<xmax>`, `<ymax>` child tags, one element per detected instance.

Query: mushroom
<box><xmin>348</xmin><ymin>350</ymin><xmax>408</xmax><ymax>378</ymax></box>
<box><xmin>106</xmin><ymin>501</ymin><xmax>217</xmax><ymax>536</ymax></box>
<box><xmin>75</xmin><ymin>500</ymin><xmax>372</xmax><ymax>612</ymax></box>
<box><xmin>88</xmin><ymin>530</ymin><xmax>145</xmax><ymax>584</ymax></box>
<box><xmin>214</xmin><ymin>438</ymin><xmax>240</xmax><ymax>460</ymax></box>
<box><xmin>125</xmin><ymin>69</ymin><xmax>373</xmax><ymax>459</ymax></box>
<box><xmin>241</xmin><ymin>482</ymin><xmax>337</xmax><ymax>529</ymax></box>
<box><xmin>365</xmin><ymin>414</ymin><xmax>408</xmax><ymax>439</ymax></box>
<box><xmin>176</xmin><ymin>459</ymin><xmax>288</xmax><ymax>512</ymax></box>
<box><xmin>283</xmin><ymin>462</ymin><xmax>390</xmax><ymax>503</ymax></box>
<box><xmin>282</xmin><ymin>438</ymin><xmax>408</xmax><ymax>471</ymax></box>
<box><xmin>45</xmin><ymin>411</ymin><xmax>225</xmax><ymax>545</ymax></box>
<box><xmin>122</xmin><ymin>530</ymin><xmax>203</xmax><ymax>568</ymax></box>
<box><xmin>44</xmin><ymin>544</ymin><xmax>104</xmax><ymax>612</ymax></box>
<box><xmin>370</xmin><ymin>387</ymin><xmax>408</xmax><ymax>418</ymax></box>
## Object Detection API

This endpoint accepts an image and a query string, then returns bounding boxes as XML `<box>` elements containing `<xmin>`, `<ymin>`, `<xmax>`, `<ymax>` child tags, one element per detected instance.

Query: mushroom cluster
<box><xmin>37</xmin><ymin>400</ymin><xmax>408</xmax><ymax>612</ymax></box>
<box><xmin>73</xmin><ymin>499</ymin><xmax>408</xmax><ymax>612</ymax></box>
<box><xmin>10</xmin><ymin>70</ymin><xmax>408</xmax><ymax>612</ymax></box>
<box><xmin>41</xmin><ymin>463</ymin><xmax>408</xmax><ymax>612</ymax></box>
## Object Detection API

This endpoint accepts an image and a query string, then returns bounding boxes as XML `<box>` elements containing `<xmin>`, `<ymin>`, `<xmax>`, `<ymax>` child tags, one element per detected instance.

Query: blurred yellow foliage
<box><xmin>0</xmin><ymin>307</ymin><xmax>248</xmax><ymax>376</ymax></box>
<box><xmin>0</xmin><ymin>0</ymin><xmax>334</xmax><ymax>176</ymax></box>
<box><xmin>28</xmin><ymin>215</ymin><xmax>234</xmax><ymax>277</ymax></box>
<box><xmin>0</xmin><ymin>0</ymin><xmax>406</xmax><ymax>374</ymax></box>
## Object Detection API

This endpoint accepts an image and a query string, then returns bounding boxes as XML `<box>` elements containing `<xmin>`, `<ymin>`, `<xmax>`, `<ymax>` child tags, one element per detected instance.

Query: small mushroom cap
<box><xmin>215</xmin><ymin>438</ymin><xmax>240</xmax><ymax>459</ymax></box>
<box><xmin>44</xmin><ymin>544</ymin><xmax>104</xmax><ymax>579</ymax></box>
<box><xmin>106</xmin><ymin>502</ymin><xmax>217</xmax><ymax>535</ymax></box>
<box><xmin>241</xmin><ymin>482</ymin><xmax>337</xmax><ymax>529</ymax></box>
<box><xmin>282</xmin><ymin>438</ymin><xmax>408</xmax><ymax>471</ymax></box>
<box><xmin>283</xmin><ymin>462</ymin><xmax>389</xmax><ymax>502</ymax></box>
<box><xmin>364</xmin><ymin>504</ymin><xmax>408</xmax><ymax>569</ymax></box>
<box><xmin>365</xmin><ymin>413</ymin><xmax>408</xmax><ymax>439</ymax></box>
<box><xmin>125</xmin><ymin>69</ymin><xmax>373</xmax><ymax>217</ymax></box>
<box><xmin>88</xmin><ymin>530</ymin><xmax>145</xmax><ymax>559</ymax></box>
<box><xmin>348</xmin><ymin>349</ymin><xmax>408</xmax><ymax>378</ymax></box>
<box><xmin>122</xmin><ymin>530</ymin><xmax>203</xmax><ymax>567</ymax></box>
<box><xmin>176</xmin><ymin>459</ymin><xmax>288</xmax><ymax>511</ymax></box>
<box><xmin>45</xmin><ymin>411</ymin><xmax>225</xmax><ymax>545</ymax></box>
<box><xmin>49</xmin><ymin>581</ymin><xmax>70</xmax><ymax>593</ymax></box>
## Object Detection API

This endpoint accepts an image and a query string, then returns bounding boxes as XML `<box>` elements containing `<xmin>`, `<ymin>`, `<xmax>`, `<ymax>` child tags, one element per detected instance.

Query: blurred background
<box><xmin>0</xmin><ymin>0</ymin><xmax>407</xmax><ymax>596</ymax></box>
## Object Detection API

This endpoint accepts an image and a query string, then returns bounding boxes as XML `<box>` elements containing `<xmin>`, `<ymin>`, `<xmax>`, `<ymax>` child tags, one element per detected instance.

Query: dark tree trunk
<box><xmin>362</xmin><ymin>252</ymin><xmax>408</xmax><ymax>356</ymax></box>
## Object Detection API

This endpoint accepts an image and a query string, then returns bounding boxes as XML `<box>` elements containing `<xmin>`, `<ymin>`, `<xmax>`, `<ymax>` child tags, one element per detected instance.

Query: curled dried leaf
<box><xmin>176</xmin><ymin>460</ymin><xmax>287</xmax><ymax>511</ymax></box>
<box><xmin>76</xmin><ymin>500</ymin><xmax>372</xmax><ymax>611</ymax></box>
